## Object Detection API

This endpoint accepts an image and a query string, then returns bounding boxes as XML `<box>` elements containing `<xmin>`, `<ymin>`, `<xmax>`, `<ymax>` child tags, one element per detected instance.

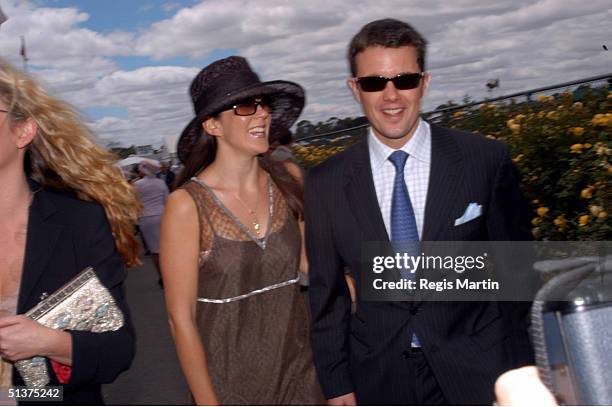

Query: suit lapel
<box><xmin>344</xmin><ymin>141</ymin><xmax>415</xmax><ymax>310</ymax></box>
<box><xmin>422</xmin><ymin>125</ymin><xmax>464</xmax><ymax>241</ymax></box>
<box><xmin>413</xmin><ymin>126</ymin><xmax>464</xmax><ymax>307</ymax></box>
<box><xmin>343</xmin><ymin>140</ymin><xmax>389</xmax><ymax>243</ymax></box>
<box><xmin>18</xmin><ymin>188</ymin><xmax>63</xmax><ymax>313</ymax></box>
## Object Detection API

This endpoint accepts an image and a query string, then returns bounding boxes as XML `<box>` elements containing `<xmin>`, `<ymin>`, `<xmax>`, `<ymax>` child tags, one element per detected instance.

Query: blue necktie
<box><xmin>389</xmin><ymin>150</ymin><xmax>419</xmax><ymax>266</ymax></box>
<box><xmin>389</xmin><ymin>150</ymin><xmax>421</xmax><ymax>347</ymax></box>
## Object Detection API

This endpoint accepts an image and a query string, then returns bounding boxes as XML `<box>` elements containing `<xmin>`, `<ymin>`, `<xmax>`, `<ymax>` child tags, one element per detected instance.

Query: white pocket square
<box><xmin>454</xmin><ymin>203</ymin><xmax>483</xmax><ymax>226</ymax></box>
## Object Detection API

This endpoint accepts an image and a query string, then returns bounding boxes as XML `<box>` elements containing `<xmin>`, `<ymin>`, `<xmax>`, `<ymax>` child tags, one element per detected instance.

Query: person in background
<box><xmin>158</xmin><ymin>161</ymin><xmax>176</xmax><ymax>191</ymax></box>
<box><xmin>134</xmin><ymin>160</ymin><xmax>169</xmax><ymax>287</ymax></box>
<box><xmin>160</xmin><ymin>56</ymin><xmax>324</xmax><ymax>405</ymax></box>
<box><xmin>270</xmin><ymin>127</ymin><xmax>297</xmax><ymax>163</ymax></box>
<box><xmin>0</xmin><ymin>58</ymin><xmax>138</xmax><ymax>404</ymax></box>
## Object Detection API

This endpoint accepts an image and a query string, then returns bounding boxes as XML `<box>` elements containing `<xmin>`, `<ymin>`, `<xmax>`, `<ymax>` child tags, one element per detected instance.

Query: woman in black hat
<box><xmin>160</xmin><ymin>56</ymin><xmax>324</xmax><ymax>405</ymax></box>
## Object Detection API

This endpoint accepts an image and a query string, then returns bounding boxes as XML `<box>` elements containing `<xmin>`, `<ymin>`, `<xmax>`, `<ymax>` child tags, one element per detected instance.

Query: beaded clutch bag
<box><xmin>14</xmin><ymin>267</ymin><xmax>124</xmax><ymax>387</ymax></box>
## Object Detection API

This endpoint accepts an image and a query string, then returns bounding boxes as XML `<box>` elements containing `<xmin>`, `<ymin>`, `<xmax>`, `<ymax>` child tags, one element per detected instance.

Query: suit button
<box><xmin>402</xmin><ymin>351</ymin><xmax>410</xmax><ymax>359</ymax></box>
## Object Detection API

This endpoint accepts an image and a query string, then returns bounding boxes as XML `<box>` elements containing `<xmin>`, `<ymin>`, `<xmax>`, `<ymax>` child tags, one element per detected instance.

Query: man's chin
<box><xmin>376</xmin><ymin>128</ymin><xmax>412</xmax><ymax>141</ymax></box>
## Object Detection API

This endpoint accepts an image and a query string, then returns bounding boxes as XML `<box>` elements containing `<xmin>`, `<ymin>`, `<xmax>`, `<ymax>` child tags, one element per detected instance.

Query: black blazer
<box><xmin>305</xmin><ymin>125</ymin><xmax>534</xmax><ymax>405</ymax></box>
<box><xmin>13</xmin><ymin>184</ymin><xmax>135</xmax><ymax>405</ymax></box>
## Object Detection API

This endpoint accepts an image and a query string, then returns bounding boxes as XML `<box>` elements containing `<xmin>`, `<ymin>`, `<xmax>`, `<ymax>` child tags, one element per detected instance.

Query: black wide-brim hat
<box><xmin>177</xmin><ymin>56</ymin><xmax>305</xmax><ymax>163</ymax></box>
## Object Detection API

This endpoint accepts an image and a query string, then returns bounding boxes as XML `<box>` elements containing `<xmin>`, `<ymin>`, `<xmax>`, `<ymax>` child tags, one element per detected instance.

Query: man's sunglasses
<box><xmin>356</xmin><ymin>72</ymin><xmax>424</xmax><ymax>92</ymax></box>
<box><xmin>230</xmin><ymin>97</ymin><xmax>273</xmax><ymax>116</ymax></box>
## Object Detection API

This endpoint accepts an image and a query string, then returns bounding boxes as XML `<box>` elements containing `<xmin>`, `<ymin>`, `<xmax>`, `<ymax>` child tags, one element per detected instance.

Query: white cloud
<box><xmin>161</xmin><ymin>2</ymin><xmax>182</xmax><ymax>12</ymax></box>
<box><xmin>1</xmin><ymin>0</ymin><xmax>610</xmax><ymax>147</ymax></box>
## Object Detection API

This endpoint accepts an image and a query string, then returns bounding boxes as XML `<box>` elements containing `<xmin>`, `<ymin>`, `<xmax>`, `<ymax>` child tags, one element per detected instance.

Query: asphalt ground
<box><xmin>103</xmin><ymin>255</ymin><xmax>189</xmax><ymax>405</ymax></box>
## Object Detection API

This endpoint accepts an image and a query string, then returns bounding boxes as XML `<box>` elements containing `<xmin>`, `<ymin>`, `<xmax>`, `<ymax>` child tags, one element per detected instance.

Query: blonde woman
<box><xmin>0</xmin><ymin>59</ymin><xmax>139</xmax><ymax>404</ymax></box>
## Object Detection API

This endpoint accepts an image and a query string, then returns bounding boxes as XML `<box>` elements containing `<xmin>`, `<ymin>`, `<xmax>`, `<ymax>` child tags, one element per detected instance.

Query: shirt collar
<box><xmin>368</xmin><ymin>118</ymin><xmax>431</xmax><ymax>169</ymax></box>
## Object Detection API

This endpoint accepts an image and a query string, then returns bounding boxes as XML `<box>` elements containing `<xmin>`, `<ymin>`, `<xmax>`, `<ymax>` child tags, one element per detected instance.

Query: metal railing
<box><xmin>295</xmin><ymin>73</ymin><xmax>611</xmax><ymax>147</ymax></box>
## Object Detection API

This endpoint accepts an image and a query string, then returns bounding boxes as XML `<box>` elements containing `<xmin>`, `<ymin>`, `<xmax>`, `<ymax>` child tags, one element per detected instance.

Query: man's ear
<box><xmin>15</xmin><ymin>118</ymin><xmax>37</xmax><ymax>149</ymax></box>
<box><xmin>347</xmin><ymin>78</ymin><xmax>362</xmax><ymax>104</ymax></box>
<box><xmin>203</xmin><ymin>117</ymin><xmax>222</xmax><ymax>137</ymax></box>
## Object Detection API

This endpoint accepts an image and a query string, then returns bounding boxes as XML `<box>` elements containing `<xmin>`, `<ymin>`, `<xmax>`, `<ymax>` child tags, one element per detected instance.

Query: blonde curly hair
<box><xmin>0</xmin><ymin>58</ymin><xmax>142</xmax><ymax>267</ymax></box>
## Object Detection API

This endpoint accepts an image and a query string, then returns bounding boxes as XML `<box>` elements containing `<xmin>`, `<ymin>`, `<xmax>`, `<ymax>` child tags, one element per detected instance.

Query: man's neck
<box><xmin>371</xmin><ymin>119</ymin><xmax>422</xmax><ymax>150</ymax></box>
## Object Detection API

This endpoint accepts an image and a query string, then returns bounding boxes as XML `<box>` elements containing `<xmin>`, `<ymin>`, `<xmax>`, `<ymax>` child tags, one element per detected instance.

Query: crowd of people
<box><xmin>0</xmin><ymin>17</ymin><xmax>558</xmax><ymax>406</ymax></box>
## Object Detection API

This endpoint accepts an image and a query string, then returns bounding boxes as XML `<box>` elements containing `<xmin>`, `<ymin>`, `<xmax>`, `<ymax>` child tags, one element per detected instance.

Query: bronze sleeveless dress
<box><xmin>182</xmin><ymin>175</ymin><xmax>324</xmax><ymax>405</ymax></box>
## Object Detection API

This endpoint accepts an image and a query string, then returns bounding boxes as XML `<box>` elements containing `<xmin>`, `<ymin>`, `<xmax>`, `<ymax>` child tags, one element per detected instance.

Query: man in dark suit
<box><xmin>305</xmin><ymin>18</ymin><xmax>534</xmax><ymax>405</ymax></box>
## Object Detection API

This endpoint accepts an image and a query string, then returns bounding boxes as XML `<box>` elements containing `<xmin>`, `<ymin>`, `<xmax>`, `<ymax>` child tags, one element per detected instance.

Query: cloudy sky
<box><xmin>0</xmin><ymin>0</ymin><xmax>610</xmax><ymax>149</ymax></box>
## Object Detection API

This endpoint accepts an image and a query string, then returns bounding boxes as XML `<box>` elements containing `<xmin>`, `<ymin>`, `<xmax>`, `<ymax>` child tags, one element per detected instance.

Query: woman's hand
<box><xmin>0</xmin><ymin>315</ymin><xmax>72</xmax><ymax>365</ymax></box>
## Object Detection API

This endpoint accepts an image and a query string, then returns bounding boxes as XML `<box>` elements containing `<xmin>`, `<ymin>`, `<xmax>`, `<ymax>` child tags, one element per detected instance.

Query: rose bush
<box><xmin>293</xmin><ymin>86</ymin><xmax>611</xmax><ymax>240</ymax></box>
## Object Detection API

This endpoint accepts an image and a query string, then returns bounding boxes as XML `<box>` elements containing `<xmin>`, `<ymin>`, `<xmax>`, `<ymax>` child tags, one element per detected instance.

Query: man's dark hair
<box><xmin>348</xmin><ymin>18</ymin><xmax>428</xmax><ymax>77</ymax></box>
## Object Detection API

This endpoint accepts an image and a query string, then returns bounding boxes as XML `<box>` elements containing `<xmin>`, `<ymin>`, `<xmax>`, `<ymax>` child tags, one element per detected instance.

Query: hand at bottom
<box><xmin>328</xmin><ymin>392</ymin><xmax>356</xmax><ymax>406</ymax></box>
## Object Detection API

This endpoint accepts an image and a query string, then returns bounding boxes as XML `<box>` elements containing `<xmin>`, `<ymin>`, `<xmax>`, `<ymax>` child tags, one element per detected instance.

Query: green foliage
<box><xmin>444</xmin><ymin>87</ymin><xmax>611</xmax><ymax>240</ymax></box>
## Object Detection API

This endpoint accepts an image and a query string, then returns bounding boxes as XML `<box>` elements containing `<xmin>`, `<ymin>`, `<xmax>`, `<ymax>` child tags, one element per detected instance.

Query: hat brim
<box><xmin>177</xmin><ymin>80</ymin><xmax>304</xmax><ymax>164</ymax></box>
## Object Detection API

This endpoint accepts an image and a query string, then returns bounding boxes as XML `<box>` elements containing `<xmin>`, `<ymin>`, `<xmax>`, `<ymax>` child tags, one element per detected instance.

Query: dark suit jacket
<box><xmin>13</xmin><ymin>184</ymin><xmax>135</xmax><ymax>405</ymax></box>
<box><xmin>305</xmin><ymin>125</ymin><xmax>534</xmax><ymax>405</ymax></box>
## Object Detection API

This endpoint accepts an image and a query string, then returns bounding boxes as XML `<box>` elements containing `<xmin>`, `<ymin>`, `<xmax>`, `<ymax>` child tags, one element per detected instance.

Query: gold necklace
<box><xmin>233</xmin><ymin>187</ymin><xmax>262</xmax><ymax>238</ymax></box>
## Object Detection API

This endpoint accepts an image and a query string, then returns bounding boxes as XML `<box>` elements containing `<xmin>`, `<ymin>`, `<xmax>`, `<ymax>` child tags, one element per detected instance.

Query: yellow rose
<box><xmin>509</xmin><ymin>123</ymin><xmax>521</xmax><ymax>134</ymax></box>
<box><xmin>599</xmin><ymin>211</ymin><xmax>608</xmax><ymax>219</ymax></box>
<box><xmin>578</xmin><ymin>215</ymin><xmax>590</xmax><ymax>226</ymax></box>
<box><xmin>537</xmin><ymin>95</ymin><xmax>548</xmax><ymax>102</ymax></box>
<box><xmin>570</xmin><ymin>144</ymin><xmax>583</xmax><ymax>153</ymax></box>
<box><xmin>581</xmin><ymin>187</ymin><xmax>594</xmax><ymax>199</ymax></box>
<box><xmin>513</xmin><ymin>154</ymin><xmax>524</xmax><ymax>163</ymax></box>
<box><xmin>572</xmin><ymin>102</ymin><xmax>583</xmax><ymax>110</ymax></box>
<box><xmin>536</xmin><ymin>207</ymin><xmax>549</xmax><ymax>217</ymax></box>
<box><xmin>554</xmin><ymin>215</ymin><xmax>567</xmax><ymax>229</ymax></box>
<box><xmin>591</xmin><ymin>114</ymin><xmax>610</xmax><ymax>127</ymax></box>
<box><xmin>546</xmin><ymin>111</ymin><xmax>558</xmax><ymax>120</ymax></box>
<box><xmin>589</xmin><ymin>205</ymin><xmax>603</xmax><ymax>216</ymax></box>
<box><xmin>584</xmin><ymin>143</ymin><xmax>592</xmax><ymax>149</ymax></box>
<box><xmin>570</xmin><ymin>127</ymin><xmax>584</xmax><ymax>136</ymax></box>
<box><xmin>531</xmin><ymin>217</ymin><xmax>542</xmax><ymax>226</ymax></box>
<box><xmin>514</xmin><ymin>114</ymin><xmax>526</xmax><ymax>121</ymax></box>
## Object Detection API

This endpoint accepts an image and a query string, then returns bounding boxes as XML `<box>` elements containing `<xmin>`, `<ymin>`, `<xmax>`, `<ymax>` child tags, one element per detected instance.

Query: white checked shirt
<box><xmin>368</xmin><ymin>119</ymin><xmax>432</xmax><ymax>239</ymax></box>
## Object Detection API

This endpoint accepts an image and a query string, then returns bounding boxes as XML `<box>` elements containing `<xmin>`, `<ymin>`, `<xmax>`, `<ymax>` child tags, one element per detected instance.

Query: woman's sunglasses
<box><xmin>356</xmin><ymin>72</ymin><xmax>424</xmax><ymax>92</ymax></box>
<box><xmin>230</xmin><ymin>97</ymin><xmax>273</xmax><ymax>116</ymax></box>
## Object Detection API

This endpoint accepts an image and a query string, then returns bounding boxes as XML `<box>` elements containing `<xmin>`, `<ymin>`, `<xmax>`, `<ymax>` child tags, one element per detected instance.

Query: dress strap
<box><xmin>188</xmin><ymin>177</ymin><xmax>219</xmax><ymax>236</ymax></box>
